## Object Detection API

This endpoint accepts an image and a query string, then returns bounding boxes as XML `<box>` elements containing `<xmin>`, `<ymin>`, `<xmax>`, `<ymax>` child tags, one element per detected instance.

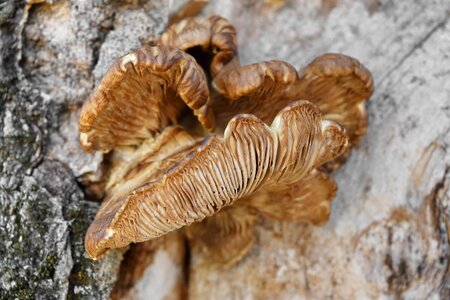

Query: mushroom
<box><xmin>159</xmin><ymin>15</ymin><xmax>238</xmax><ymax>78</ymax></box>
<box><xmin>212</xmin><ymin>53</ymin><xmax>373</xmax><ymax>169</ymax></box>
<box><xmin>79</xmin><ymin>45</ymin><xmax>215</xmax><ymax>153</ymax></box>
<box><xmin>79</xmin><ymin>15</ymin><xmax>373</xmax><ymax>264</ymax></box>
<box><xmin>185</xmin><ymin>205</ymin><xmax>257</xmax><ymax>267</ymax></box>
<box><xmin>85</xmin><ymin>100</ymin><xmax>348</xmax><ymax>259</ymax></box>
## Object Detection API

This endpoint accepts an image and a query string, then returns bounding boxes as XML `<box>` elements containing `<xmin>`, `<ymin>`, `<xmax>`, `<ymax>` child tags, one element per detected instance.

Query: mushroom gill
<box><xmin>184</xmin><ymin>169</ymin><xmax>337</xmax><ymax>266</ymax></box>
<box><xmin>84</xmin><ymin>101</ymin><xmax>348</xmax><ymax>259</ymax></box>
<box><xmin>79</xmin><ymin>45</ymin><xmax>215</xmax><ymax>153</ymax></box>
<box><xmin>248</xmin><ymin>169</ymin><xmax>337</xmax><ymax>225</ymax></box>
<box><xmin>212</xmin><ymin>53</ymin><xmax>373</xmax><ymax>153</ymax></box>
<box><xmin>79</xmin><ymin>14</ymin><xmax>373</xmax><ymax>265</ymax></box>
<box><xmin>186</xmin><ymin>205</ymin><xmax>257</xmax><ymax>267</ymax></box>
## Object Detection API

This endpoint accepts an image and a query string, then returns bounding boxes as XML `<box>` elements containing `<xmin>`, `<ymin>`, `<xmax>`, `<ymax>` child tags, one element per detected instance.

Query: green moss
<box><xmin>0</xmin><ymin>279</ymin><xmax>33</xmax><ymax>300</ymax></box>
<box><xmin>36</xmin><ymin>252</ymin><xmax>58</xmax><ymax>280</ymax></box>
<box><xmin>14</xmin><ymin>289</ymin><xmax>34</xmax><ymax>300</ymax></box>
<box><xmin>0</xmin><ymin>60</ymin><xmax>120</xmax><ymax>300</ymax></box>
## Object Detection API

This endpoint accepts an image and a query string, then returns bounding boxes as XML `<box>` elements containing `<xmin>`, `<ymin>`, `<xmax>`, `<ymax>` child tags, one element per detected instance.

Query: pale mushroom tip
<box><xmin>85</xmin><ymin>219</ymin><xmax>115</xmax><ymax>260</ymax></box>
<box><xmin>78</xmin><ymin>44</ymin><xmax>215</xmax><ymax>153</ymax></box>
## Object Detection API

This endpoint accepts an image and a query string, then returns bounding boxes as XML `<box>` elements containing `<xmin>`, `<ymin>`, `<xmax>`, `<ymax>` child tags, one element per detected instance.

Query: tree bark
<box><xmin>0</xmin><ymin>1</ymin><xmax>168</xmax><ymax>299</ymax></box>
<box><xmin>1</xmin><ymin>0</ymin><xmax>449</xmax><ymax>299</ymax></box>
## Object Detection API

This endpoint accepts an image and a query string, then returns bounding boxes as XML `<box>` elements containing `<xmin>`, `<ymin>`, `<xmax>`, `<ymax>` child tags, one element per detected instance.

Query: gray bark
<box><xmin>0</xmin><ymin>1</ymin><xmax>167</xmax><ymax>299</ymax></box>
<box><xmin>1</xmin><ymin>0</ymin><xmax>449</xmax><ymax>299</ymax></box>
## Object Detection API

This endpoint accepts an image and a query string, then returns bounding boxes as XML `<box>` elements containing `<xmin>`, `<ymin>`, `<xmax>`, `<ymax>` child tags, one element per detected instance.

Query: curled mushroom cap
<box><xmin>212</xmin><ymin>60</ymin><xmax>300</xmax><ymax>128</ymax></box>
<box><xmin>85</xmin><ymin>100</ymin><xmax>348</xmax><ymax>259</ymax></box>
<box><xmin>294</xmin><ymin>53</ymin><xmax>373</xmax><ymax>145</ymax></box>
<box><xmin>159</xmin><ymin>15</ymin><xmax>238</xmax><ymax>77</ymax></box>
<box><xmin>213</xmin><ymin>53</ymin><xmax>373</xmax><ymax>150</ymax></box>
<box><xmin>79</xmin><ymin>45</ymin><xmax>215</xmax><ymax>152</ymax></box>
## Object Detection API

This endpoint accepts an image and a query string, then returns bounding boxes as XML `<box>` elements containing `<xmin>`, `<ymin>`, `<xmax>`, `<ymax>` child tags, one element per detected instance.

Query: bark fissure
<box><xmin>379</xmin><ymin>17</ymin><xmax>448</xmax><ymax>85</ymax></box>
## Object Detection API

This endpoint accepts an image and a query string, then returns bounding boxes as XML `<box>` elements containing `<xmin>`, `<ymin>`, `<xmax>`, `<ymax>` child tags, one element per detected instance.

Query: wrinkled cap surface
<box><xmin>295</xmin><ymin>53</ymin><xmax>373</xmax><ymax>146</ymax></box>
<box><xmin>79</xmin><ymin>45</ymin><xmax>215</xmax><ymax>152</ymax></box>
<box><xmin>213</xmin><ymin>53</ymin><xmax>373</xmax><ymax>147</ymax></box>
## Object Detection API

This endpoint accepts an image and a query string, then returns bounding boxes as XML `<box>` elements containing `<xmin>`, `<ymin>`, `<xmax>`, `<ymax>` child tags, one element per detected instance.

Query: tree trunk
<box><xmin>1</xmin><ymin>0</ymin><xmax>449</xmax><ymax>299</ymax></box>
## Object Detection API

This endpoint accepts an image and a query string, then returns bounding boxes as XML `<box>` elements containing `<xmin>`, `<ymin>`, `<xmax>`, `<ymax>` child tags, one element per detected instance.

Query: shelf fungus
<box><xmin>79</xmin><ymin>15</ymin><xmax>373</xmax><ymax>265</ymax></box>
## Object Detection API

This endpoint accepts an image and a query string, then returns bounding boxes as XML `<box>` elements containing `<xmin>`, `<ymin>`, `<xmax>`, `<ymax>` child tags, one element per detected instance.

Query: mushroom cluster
<box><xmin>79</xmin><ymin>16</ymin><xmax>373</xmax><ymax>266</ymax></box>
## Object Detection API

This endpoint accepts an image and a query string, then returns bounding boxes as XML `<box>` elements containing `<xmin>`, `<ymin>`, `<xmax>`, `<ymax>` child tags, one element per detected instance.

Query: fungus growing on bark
<box><xmin>159</xmin><ymin>15</ymin><xmax>237</xmax><ymax>78</ymax></box>
<box><xmin>212</xmin><ymin>53</ymin><xmax>373</xmax><ymax>169</ymax></box>
<box><xmin>79</xmin><ymin>45</ymin><xmax>215</xmax><ymax>153</ymax></box>
<box><xmin>84</xmin><ymin>101</ymin><xmax>347</xmax><ymax>259</ymax></box>
<box><xmin>80</xmin><ymin>15</ymin><xmax>373</xmax><ymax>264</ymax></box>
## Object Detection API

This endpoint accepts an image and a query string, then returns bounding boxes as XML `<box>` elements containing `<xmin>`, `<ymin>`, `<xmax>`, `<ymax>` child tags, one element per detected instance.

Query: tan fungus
<box><xmin>213</xmin><ymin>53</ymin><xmax>373</xmax><ymax>147</ymax></box>
<box><xmin>159</xmin><ymin>15</ymin><xmax>238</xmax><ymax>77</ymax></box>
<box><xmin>79</xmin><ymin>45</ymin><xmax>215</xmax><ymax>153</ymax></box>
<box><xmin>79</xmin><ymin>15</ymin><xmax>373</xmax><ymax>265</ymax></box>
<box><xmin>84</xmin><ymin>101</ymin><xmax>347</xmax><ymax>259</ymax></box>
<box><xmin>186</xmin><ymin>205</ymin><xmax>257</xmax><ymax>268</ymax></box>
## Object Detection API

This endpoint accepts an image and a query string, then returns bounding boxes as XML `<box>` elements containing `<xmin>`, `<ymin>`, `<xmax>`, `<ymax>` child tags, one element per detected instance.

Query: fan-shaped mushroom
<box><xmin>79</xmin><ymin>15</ymin><xmax>373</xmax><ymax>264</ymax></box>
<box><xmin>212</xmin><ymin>53</ymin><xmax>373</xmax><ymax>167</ymax></box>
<box><xmin>79</xmin><ymin>45</ymin><xmax>215</xmax><ymax>153</ymax></box>
<box><xmin>85</xmin><ymin>101</ymin><xmax>348</xmax><ymax>259</ymax></box>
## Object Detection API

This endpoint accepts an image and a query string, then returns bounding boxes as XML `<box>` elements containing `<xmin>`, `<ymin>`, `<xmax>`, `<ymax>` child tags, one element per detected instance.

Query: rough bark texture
<box><xmin>1</xmin><ymin>0</ymin><xmax>449</xmax><ymax>299</ymax></box>
<box><xmin>0</xmin><ymin>1</ymin><xmax>168</xmax><ymax>299</ymax></box>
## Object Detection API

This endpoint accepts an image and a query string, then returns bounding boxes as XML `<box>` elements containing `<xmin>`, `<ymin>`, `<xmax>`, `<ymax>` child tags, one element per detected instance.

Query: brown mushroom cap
<box><xmin>294</xmin><ymin>53</ymin><xmax>373</xmax><ymax>146</ymax></box>
<box><xmin>185</xmin><ymin>205</ymin><xmax>257</xmax><ymax>267</ymax></box>
<box><xmin>159</xmin><ymin>15</ymin><xmax>238</xmax><ymax>78</ymax></box>
<box><xmin>212</xmin><ymin>60</ymin><xmax>300</xmax><ymax>128</ymax></box>
<box><xmin>85</xmin><ymin>100</ymin><xmax>348</xmax><ymax>259</ymax></box>
<box><xmin>212</xmin><ymin>53</ymin><xmax>373</xmax><ymax>149</ymax></box>
<box><xmin>79</xmin><ymin>45</ymin><xmax>215</xmax><ymax>153</ymax></box>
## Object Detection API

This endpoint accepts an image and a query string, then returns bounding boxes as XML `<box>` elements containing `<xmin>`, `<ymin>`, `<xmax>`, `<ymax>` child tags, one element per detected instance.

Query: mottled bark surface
<box><xmin>0</xmin><ymin>1</ymin><xmax>167</xmax><ymax>299</ymax></box>
<box><xmin>1</xmin><ymin>0</ymin><xmax>449</xmax><ymax>299</ymax></box>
